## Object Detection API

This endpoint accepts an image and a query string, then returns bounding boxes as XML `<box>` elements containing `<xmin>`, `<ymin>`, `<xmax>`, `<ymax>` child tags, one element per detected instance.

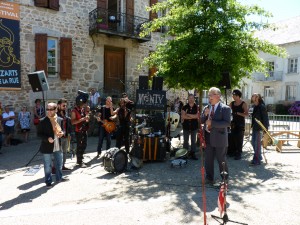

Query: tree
<box><xmin>141</xmin><ymin>0</ymin><xmax>286</xmax><ymax>91</ymax></box>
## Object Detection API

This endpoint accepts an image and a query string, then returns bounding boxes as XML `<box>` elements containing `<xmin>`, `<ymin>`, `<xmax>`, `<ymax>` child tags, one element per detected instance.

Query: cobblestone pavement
<box><xmin>1</xmin><ymin>130</ymin><xmax>300</xmax><ymax>225</ymax></box>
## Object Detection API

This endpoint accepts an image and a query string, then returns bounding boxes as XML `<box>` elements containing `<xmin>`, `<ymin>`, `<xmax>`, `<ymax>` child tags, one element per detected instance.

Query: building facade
<box><xmin>242</xmin><ymin>16</ymin><xmax>300</xmax><ymax>109</ymax></box>
<box><xmin>0</xmin><ymin>0</ymin><xmax>178</xmax><ymax>111</ymax></box>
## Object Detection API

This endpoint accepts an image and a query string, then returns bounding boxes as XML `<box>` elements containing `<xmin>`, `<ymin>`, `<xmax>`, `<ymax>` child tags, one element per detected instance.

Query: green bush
<box><xmin>275</xmin><ymin>104</ymin><xmax>291</xmax><ymax>115</ymax></box>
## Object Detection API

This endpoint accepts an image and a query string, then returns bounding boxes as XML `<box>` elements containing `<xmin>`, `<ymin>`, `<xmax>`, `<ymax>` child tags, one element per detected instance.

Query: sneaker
<box><xmin>205</xmin><ymin>179</ymin><xmax>214</xmax><ymax>185</ymax></box>
<box><xmin>190</xmin><ymin>153</ymin><xmax>198</xmax><ymax>160</ymax></box>
<box><xmin>234</xmin><ymin>155</ymin><xmax>241</xmax><ymax>160</ymax></box>
<box><xmin>46</xmin><ymin>183</ymin><xmax>52</xmax><ymax>188</ymax></box>
<box><xmin>96</xmin><ymin>152</ymin><xmax>101</xmax><ymax>159</ymax></box>
<box><xmin>78</xmin><ymin>163</ymin><xmax>87</xmax><ymax>168</ymax></box>
<box><xmin>62</xmin><ymin>166</ymin><xmax>71</xmax><ymax>171</ymax></box>
<box><xmin>59</xmin><ymin>177</ymin><xmax>70</xmax><ymax>182</ymax></box>
<box><xmin>249</xmin><ymin>161</ymin><xmax>260</xmax><ymax>166</ymax></box>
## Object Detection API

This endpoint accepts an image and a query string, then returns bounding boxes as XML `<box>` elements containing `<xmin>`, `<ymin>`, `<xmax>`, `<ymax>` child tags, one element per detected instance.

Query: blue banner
<box><xmin>0</xmin><ymin>2</ymin><xmax>21</xmax><ymax>89</ymax></box>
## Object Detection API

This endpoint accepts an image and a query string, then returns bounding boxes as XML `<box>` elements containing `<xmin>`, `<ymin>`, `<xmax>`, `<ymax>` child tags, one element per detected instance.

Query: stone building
<box><xmin>0</xmin><ymin>0</ymin><xmax>186</xmax><ymax>113</ymax></box>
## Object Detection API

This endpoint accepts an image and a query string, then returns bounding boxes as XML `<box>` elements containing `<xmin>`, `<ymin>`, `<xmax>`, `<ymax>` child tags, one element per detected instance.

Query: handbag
<box><xmin>33</xmin><ymin>118</ymin><xmax>40</xmax><ymax>125</ymax></box>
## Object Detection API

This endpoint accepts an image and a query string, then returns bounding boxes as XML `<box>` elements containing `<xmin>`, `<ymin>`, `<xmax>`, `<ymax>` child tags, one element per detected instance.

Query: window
<box><xmin>34</xmin><ymin>0</ymin><xmax>59</xmax><ymax>11</ymax></box>
<box><xmin>47</xmin><ymin>38</ymin><xmax>58</xmax><ymax>77</ymax></box>
<box><xmin>267</xmin><ymin>61</ymin><xmax>274</xmax><ymax>77</ymax></box>
<box><xmin>35</xmin><ymin>33</ymin><xmax>72</xmax><ymax>79</ymax></box>
<box><xmin>285</xmin><ymin>85</ymin><xmax>297</xmax><ymax>101</ymax></box>
<box><xmin>288</xmin><ymin>58</ymin><xmax>298</xmax><ymax>73</ymax></box>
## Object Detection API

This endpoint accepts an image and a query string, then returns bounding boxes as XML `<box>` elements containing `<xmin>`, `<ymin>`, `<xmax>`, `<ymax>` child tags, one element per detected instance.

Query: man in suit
<box><xmin>201</xmin><ymin>87</ymin><xmax>231</xmax><ymax>184</ymax></box>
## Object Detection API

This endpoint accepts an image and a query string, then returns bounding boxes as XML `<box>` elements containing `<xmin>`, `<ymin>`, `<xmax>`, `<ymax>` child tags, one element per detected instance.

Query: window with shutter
<box><xmin>34</xmin><ymin>0</ymin><xmax>59</xmax><ymax>11</ymax></box>
<box><xmin>34</xmin><ymin>0</ymin><xmax>48</xmax><ymax>7</ymax></box>
<box><xmin>97</xmin><ymin>0</ymin><xmax>107</xmax><ymax>9</ymax></box>
<box><xmin>49</xmin><ymin>0</ymin><xmax>59</xmax><ymax>11</ymax></box>
<box><xmin>149</xmin><ymin>0</ymin><xmax>158</xmax><ymax>21</ymax></box>
<box><xmin>60</xmin><ymin>38</ymin><xmax>72</xmax><ymax>80</ymax></box>
<box><xmin>35</xmin><ymin>33</ymin><xmax>48</xmax><ymax>75</ymax></box>
<box><xmin>47</xmin><ymin>37</ymin><xmax>58</xmax><ymax>77</ymax></box>
<box><xmin>126</xmin><ymin>0</ymin><xmax>134</xmax><ymax>16</ymax></box>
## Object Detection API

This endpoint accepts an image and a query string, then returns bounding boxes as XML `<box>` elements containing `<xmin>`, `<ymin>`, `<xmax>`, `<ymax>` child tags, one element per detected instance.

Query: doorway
<box><xmin>104</xmin><ymin>46</ymin><xmax>125</xmax><ymax>97</ymax></box>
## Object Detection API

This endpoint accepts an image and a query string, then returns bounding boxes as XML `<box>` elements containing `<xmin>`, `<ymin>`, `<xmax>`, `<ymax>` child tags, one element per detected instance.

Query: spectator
<box><xmin>2</xmin><ymin>105</ymin><xmax>16</xmax><ymax>147</ymax></box>
<box><xmin>33</xmin><ymin>99</ymin><xmax>45</xmax><ymax>125</ymax></box>
<box><xmin>250</xmin><ymin>93</ymin><xmax>269</xmax><ymax>166</ymax></box>
<box><xmin>18</xmin><ymin>106</ymin><xmax>31</xmax><ymax>143</ymax></box>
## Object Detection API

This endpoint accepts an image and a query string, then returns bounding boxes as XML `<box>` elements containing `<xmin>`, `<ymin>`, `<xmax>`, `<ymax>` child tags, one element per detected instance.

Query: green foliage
<box><xmin>141</xmin><ymin>0</ymin><xmax>286</xmax><ymax>91</ymax></box>
<box><xmin>275</xmin><ymin>104</ymin><xmax>290</xmax><ymax>115</ymax></box>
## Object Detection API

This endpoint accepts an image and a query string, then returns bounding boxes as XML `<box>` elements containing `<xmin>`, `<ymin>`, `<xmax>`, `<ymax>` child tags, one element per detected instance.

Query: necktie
<box><xmin>210</xmin><ymin>105</ymin><xmax>215</xmax><ymax>118</ymax></box>
<box><xmin>208</xmin><ymin>105</ymin><xmax>214</xmax><ymax>131</ymax></box>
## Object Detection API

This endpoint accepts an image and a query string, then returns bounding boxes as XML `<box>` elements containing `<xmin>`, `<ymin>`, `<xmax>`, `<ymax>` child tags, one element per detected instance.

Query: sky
<box><xmin>239</xmin><ymin>0</ymin><xmax>300</xmax><ymax>23</ymax></box>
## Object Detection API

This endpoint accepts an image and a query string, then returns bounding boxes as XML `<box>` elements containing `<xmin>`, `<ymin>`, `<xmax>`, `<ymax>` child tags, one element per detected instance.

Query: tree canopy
<box><xmin>141</xmin><ymin>0</ymin><xmax>286</xmax><ymax>91</ymax></box>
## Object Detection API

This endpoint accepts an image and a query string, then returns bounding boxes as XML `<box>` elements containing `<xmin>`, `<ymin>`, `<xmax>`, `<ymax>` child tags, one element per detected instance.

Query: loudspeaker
<box><xmin>27</xmin><ymin>71</ymin><xmax>49</xmax><ymax>92</ymax></box>
<box><xmin>152</xmin><ymin>76</ymin><xmax>163</xmax><ymax>91</ymax></box>
<box><xmin>139</xmin><ymin>76</ymin><xmax>148</xmax><ymax>90</ymax></box>
<box><xmin>219</xmin><ymin>72</ymin><xmax>231</xmax><ymax>89</ymax></box>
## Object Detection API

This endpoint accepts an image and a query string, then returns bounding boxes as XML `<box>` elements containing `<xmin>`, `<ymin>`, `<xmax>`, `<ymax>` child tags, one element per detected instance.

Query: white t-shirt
<box><xmin>90</xmin><ymin>92</ymin><xmax>100</xmax><ymax>107</ymax></box>
<box><xmin>2</xmin><ymin>111</ymin><xmax>15</xmax><ymax>127</ymax></box>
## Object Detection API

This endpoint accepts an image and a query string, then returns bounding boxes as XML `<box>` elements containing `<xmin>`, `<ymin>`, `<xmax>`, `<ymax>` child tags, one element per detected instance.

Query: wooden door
<box><xmin>104</xmin><ymin>47</ymin><xmax>125</xmax><ymax>95</ymax></box>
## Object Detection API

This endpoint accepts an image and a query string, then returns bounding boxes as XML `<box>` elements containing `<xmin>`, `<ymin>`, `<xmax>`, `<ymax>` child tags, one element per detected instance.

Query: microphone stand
<box><xmin>211</xmin><ymin>162</ymin><xmax>248</xmax><ymax>225</ymax></box>
<box><xmin>197</xmin><ymin>106</ymin><xmax>208</xmax><ymax>225</ymax></box>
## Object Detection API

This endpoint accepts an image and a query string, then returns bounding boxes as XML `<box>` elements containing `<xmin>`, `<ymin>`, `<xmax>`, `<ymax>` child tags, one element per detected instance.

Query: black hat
<box><xmin>232</xmin><ymin>89</ymin><xmax>242</xmax><ymax>97</ymax></box>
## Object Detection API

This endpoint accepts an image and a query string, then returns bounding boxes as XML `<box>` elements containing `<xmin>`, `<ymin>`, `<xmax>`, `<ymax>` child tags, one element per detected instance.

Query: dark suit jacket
<box><xmin>201</xmin><ymin>102</ymin><xmax>231</xmax><ymax>148</ymax></box>
<box><xmin>37</xmin><ymin>116</ymin><xmax>63</xmax><ymax>154</ymax></box>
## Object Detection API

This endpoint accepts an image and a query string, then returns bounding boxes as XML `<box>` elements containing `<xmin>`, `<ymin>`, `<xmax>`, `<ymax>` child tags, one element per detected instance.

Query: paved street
<box><xmin>1</xmin><ymin>130</ymin><xmax>300</xmax><ymax>225</ymax></box>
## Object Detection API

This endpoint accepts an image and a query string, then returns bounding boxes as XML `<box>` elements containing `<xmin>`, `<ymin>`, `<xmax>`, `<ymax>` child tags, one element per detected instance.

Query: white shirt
<box><xmin>90</xmin><ymin>92</ymin><xmax>100</xmax><ymax>107</ymax></box>
<box><xmin>2</xmin><ymin>111</ymin><xmax>15</xmax><ymax>127</ymax></box>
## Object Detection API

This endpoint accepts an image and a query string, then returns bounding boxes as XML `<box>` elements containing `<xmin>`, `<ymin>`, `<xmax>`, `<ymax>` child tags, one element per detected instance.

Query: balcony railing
<box><xmin>252</xmin><ymin>71</ymin><xmax>283</xmax><ymax>82</ymax></box>
<box><xmin>89</xmin><ymin>8</ymin><xmax>151</xmax><ymax>42</ymax></box>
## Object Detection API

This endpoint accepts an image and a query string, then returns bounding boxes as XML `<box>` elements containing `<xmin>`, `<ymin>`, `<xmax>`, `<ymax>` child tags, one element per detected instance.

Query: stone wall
<box><xmin>0</xmin><ymin>0</ymin><xmax>186</xmax><ymax>115</ymax></box>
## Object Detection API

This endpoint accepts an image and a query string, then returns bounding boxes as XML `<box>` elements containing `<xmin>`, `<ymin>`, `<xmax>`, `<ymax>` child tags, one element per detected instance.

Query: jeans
<box><xmin>97</xmin><ymin>126</ymin><xmax>111</xmax><ymax>153</ymax></box>
<box><xmin>251</xmin><ymin>129</ymin><xmax>263</xmax><ymax>164</ymax></box>
<box><xmin>75</xmin><ymin>132</ymin><xmax>87</xmax><ymax>164</ymax></box>
<box><xmin>116</xmin><ymin>123</ymin><xmax>130</xmax><ymax>153</ymax></box>
<box><xmin>0</xmin><ymin>132</ymin><xmax>2</xmax><ymax>150</ymax></box>
<box><xmin>43</xmin><ymin>151</ymin><xmax>63</xmax><ymax>184</ymax></box>
<box><xmin>183</xmin><ymin>129</ymin><xmax>197</xmax><ymax>152</ymax></box>
<box><xmin>230</xmin><ymin>126</ymin><xmax>245</xmax><ymax>156</ymax></box>
<box><xmin>61</xmin><ymin>137</ymin><xmax>70</xmax><ymax>166</ymax></box>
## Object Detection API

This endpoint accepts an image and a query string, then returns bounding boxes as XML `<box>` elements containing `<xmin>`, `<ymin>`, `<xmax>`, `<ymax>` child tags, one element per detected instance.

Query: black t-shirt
<box><xmin>231</xmin><ymin>101</ymin><xmax>245</xmax><ymax>127</ymax></box>
<box><xmin>182</xmin><ymin>103</ymin><xmax>198</xmax><ymax>131</ymax></box>
<box><xmin>100</xmin><ymin>106</ymin><xmax>112</xmax><ymax>123</ymax></box>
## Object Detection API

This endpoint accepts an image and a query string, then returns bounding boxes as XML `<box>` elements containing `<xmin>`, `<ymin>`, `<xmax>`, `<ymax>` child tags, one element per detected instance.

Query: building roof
<box><xmin>255</xmin><ymin>15</ymin><xmax>300</xmax><ymax>45</ymax></box>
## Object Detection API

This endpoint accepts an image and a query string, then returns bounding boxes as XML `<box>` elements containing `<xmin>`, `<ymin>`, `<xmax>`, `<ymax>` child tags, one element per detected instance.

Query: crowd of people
<box><xmin>0</xmin><ymin>86</ymin><xmax>270</xmax><ymax>188</ymax></box>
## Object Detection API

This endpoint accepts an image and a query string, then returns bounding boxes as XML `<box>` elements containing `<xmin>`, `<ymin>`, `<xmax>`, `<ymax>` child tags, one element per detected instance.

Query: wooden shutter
<box><xmin>35</xmin><ymin>33</ymin><xmax>48</xmax><ymax>75</ymax></box>
<box><xmin>126</xmin><ymin>0</ymin><xmax>134</xmax><ymax>16</ymax></box>
<box><xmin>49</xmin><ymin>0</ymin><xmax>59</xmax><ymax>11</ymax></box>
<box><xmin>34</xmin><ymin>0</ymin><xmax>48</xmax><ymax>7</ymax></box>
<box><xmin>149</xmin><ymin>0</ymin><xmax>158</xmax><ymax>20</ymax></box>
<box><xmin>97</xmin><ymin>0</ymin><xmax>107</xmax><ymax>9</ymax></box>
<box><xmin>60</xmin><ymin>37</ymin><xmax>72</xmax><ymax>80</ymax></box>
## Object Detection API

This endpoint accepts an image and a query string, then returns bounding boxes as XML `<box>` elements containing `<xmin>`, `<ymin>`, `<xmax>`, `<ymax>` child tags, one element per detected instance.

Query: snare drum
<box><xmin>103</xmin><ymin>148</ymin><xmax>128</xmax><ymax>173</ymax></box>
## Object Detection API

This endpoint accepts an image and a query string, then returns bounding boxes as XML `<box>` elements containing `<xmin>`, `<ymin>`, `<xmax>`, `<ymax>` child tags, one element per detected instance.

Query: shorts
<box><xmin>4</xmin><ymin>125</ymin><xmax>14</xmax><ymax>135</ymax></box>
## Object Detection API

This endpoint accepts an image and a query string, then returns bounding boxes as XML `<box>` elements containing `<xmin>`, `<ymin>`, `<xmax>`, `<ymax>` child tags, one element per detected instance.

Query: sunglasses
<box><xmin>61</xmin><ymin>104</ymin><xmax>67</xmax><ymax>107</ymax></box>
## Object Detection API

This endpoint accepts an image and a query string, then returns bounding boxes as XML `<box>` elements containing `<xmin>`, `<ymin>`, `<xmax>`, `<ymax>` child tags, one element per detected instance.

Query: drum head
<box><xmin>112</xmin><ymin>150</ymin><xmax>128</xmax><ymax>173</ymax></box>
<box><xmin>131</xmin><ymin>156</ymin><xmax>143</xmax><ymax>169</ymax></box>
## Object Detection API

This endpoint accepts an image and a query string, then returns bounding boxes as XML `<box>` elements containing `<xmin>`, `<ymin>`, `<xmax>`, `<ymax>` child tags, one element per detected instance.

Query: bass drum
<box><xmin>103</xmin><ymin>148</ymin><xmax>128</xmax><ymax>173</ymax></box>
